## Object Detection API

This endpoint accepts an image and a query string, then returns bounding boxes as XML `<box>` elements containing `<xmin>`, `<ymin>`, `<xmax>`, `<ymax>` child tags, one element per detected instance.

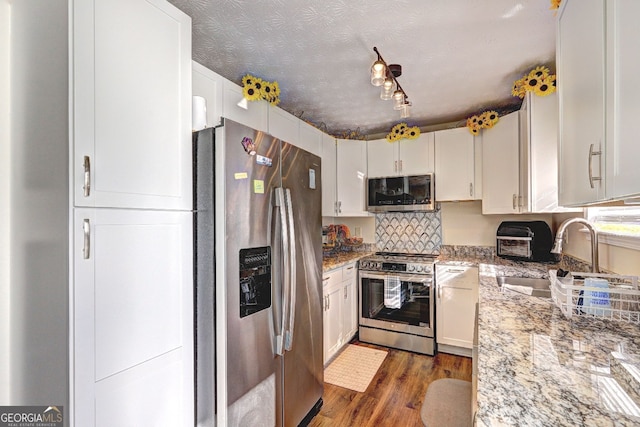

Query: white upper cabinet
<box><xmin>557</xmin><ymin>0</ymin><xmax>606</xmax><ymax>206</ymax></box>
<box><xmin>520</xmin><ymin>92</ymin><xmax>577</xmax><ymax>212</ymax></box>
<box><xmin>481</xmin><ymin>111</ymin><xmax>520</xmax><ymax>214</ymax></box>
<box><xmin>73</xmin><ymin>0</ymin><xmax>192</xmax><ymax>211</ymax></box>
<box><xmin>321</xmin><ymin>134</ymin><xmax>337</xmax><ymax>217</ymax></box>
<box><xmin>434</xmin><ymin>127</ymin><xmax>481</xmax><ymax>201</ymax></box>
<box><xmin>298</xmin><ymin>120</ymin><xmax>323</xmax><ymax>157</ymax></box>
<box><xmin>336</xmin><ymin>138</ymin><xmax>369</xmax><ymax>217</ymax></box>
<box><xmin>192</xmin><ymin>61</ymin><xmax>223</xmax><ymax>129</ymax></box>
<box><xmin>558</xmin><ymin>0</ymin><xmax>640</xmax><ymax>205</ymax></box>
<box><xmin>367</xmin><ymin>133</ymin><xmax>434</xmax><ymax>178</ymax></box>
<box><xmin>604</xmin><ymin>0</ymin><xmax>640</xmax><ymax>201</ymax></box>
<box><xmin>267</xmin><ymin>104</ymin><xmax>299</xmax><ymax>145</ymax></box>
<box><xmin>221</xmin><ymin>78</ymin><xmax>269</xmax><ymax>132</ymax></box>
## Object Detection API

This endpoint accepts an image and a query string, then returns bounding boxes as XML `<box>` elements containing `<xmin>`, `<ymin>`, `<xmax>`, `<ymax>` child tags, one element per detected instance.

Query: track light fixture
<box><xmin>371</xmin><ymin>47</ymin><xmax>411</xmax><ymax>118</ymax></box>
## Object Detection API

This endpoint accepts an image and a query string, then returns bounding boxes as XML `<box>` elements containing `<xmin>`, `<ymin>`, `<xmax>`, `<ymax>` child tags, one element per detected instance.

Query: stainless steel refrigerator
<box><xmin>194</xmin><ymin>118</ymin><xmax>323</xmax><ymax>427</ymax></box>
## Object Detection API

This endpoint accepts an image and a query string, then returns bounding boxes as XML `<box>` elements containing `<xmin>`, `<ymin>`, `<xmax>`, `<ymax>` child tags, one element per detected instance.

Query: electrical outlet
<box><xmin>354</xmin><ymin>226</ymin><xmax>362</xmax><ymax>237</ymax></box>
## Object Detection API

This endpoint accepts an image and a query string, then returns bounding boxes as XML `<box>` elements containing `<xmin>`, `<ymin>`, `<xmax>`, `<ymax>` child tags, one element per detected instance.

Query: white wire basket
<box><xmin>549</xmin><ymin>269</ymin><xmax>640</xmax><ymax>323</ymax></box>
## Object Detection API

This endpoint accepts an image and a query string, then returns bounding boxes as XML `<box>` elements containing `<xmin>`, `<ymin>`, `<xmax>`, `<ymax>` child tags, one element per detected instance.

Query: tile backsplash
<box><xmin>375</xmin><ymin>211</ymin><xmax>442</xmax><ymax>254</ymax></box>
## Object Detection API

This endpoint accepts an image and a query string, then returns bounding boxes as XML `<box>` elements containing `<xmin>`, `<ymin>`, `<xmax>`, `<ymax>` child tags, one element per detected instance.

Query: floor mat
<box><xmin>324</xmin><ymin>344</ymin><xmax>388</xmax><ymax>392</ymax></box>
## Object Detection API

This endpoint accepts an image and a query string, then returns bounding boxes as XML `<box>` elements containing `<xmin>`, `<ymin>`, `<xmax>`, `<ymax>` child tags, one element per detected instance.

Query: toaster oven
<box><xmin>496</xmin><ymin>221</ymin><xmax>553</xmax><ymax>262</ymax></box>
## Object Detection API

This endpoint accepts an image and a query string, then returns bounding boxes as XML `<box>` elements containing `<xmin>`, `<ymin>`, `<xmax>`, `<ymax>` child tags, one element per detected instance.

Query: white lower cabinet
<box><xmin>322</xmin><ymin>268</ymin><xmax>343</xmax><ymax>364</ymax></box>
<box><xmin>341</xmin><ymin>263</ymin><xmax>358</xmax><ymax>340</ymax></box>
<box><xmin>73</xmin><ymin>208</ymin><xmax>193</xmax><ymax>426</ymax></box>
<box><xmin>436</xmin><ymin>264</ymin><xmax>479</xmax><ymax>357</ymax></box>
<box><xmin>322</xmin><ymin>262</ymin><xmax>358</xmax><ymax>364</ymax></box>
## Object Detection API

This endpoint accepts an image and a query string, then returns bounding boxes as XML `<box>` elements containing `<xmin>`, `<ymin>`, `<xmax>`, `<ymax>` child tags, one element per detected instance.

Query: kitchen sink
<box><xmin>496</xmin><ymin>276</ymin><xmax>551</xmax><ymax>298</ymax></box>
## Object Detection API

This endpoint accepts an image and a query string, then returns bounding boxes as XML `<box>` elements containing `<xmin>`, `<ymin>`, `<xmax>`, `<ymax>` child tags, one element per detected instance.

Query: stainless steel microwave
<box><xmin>366</xmin><ymin>174</ymin><xmax>435</xmax><ymax>212</ymax></box>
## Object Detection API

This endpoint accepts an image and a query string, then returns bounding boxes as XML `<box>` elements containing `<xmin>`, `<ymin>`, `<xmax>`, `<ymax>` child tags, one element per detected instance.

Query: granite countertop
<box><xmin>323</xmin><ymin>250</ymin><xmax>640</xmax><ymax>424</ymax></box>
<box><xmin>322</xmin><ymin>251</ymin><xmax>374</xmax><ymax>271</ymax></box>
<box><xmin>474</xmin><ymin>259</ymin><xmax>640</xmax><ymax>426</ymax></box>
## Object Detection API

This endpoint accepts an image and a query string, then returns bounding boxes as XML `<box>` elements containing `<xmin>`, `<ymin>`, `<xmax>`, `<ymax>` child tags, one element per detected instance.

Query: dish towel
<box><xmin>384</xmin><ymin>275</ymin><xmax>402</xmax><ymax>309</ymax></box>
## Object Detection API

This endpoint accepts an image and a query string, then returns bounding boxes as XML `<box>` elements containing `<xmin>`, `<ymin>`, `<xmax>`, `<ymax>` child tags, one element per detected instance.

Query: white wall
<box><xmin>9</xmin><ymin>1</ymin><xmax>69</xmax><ymax>409</ymax></box>
<box><xmin>0</xmin><ymin>0</ymin><xmax>10</xmax><ymax>405</ymax></box>
<box><xmin>323</xmin><ymin>216</ymin><xmax>376</xmax><ymax>243</ymax></box>
<box><xmin>552</xmin><ymin>212</ymin><xmax>640</xmax><ymax>276</ymax></box>
<box><xmin>440</xmin><ymin>200</ymin><xmax>552</xmax><ymax>246</ymax></box>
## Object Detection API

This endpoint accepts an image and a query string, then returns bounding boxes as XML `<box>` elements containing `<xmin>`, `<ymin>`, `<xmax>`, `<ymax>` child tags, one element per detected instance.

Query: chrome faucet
<box><xmin>551</xmin><ymin>218</ymin><xmax>599</xmax><ymax>273</ymax></box>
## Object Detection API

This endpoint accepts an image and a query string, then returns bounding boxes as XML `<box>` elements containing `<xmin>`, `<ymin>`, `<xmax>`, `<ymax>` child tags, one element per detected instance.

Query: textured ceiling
<box><xmin>167</xmin><ymin>0</ymin><xmax>557</xmax><ymax>137</ymax></box>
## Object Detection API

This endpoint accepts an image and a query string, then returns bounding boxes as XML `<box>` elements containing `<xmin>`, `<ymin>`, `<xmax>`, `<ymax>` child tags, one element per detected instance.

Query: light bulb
<box><xmin>393</xmin><ymin>90</ymin><xmax>404</xmax><ymax>110</ymax></box>
<box><xmin>370</xmin><ymin>60</ymin><xmax>386</xmax><ymax>86</ymax></box>
<box><xmin>380</xmin><ymin>78</ymin><xmax>394</xmax><ymax>100</ymax></box>
<box><xmin>400</xmin><ymin>102</ymin><xmax>411</xmax><ymax>118</ymax></box>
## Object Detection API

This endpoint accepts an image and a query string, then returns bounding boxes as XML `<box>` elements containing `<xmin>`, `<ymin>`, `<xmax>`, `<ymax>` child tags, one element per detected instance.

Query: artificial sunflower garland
<box><xmin>512</xmin><ymin>66</ymin><xmax>556</xmax><ymax>99</ymax></box>
<box><xmin>386</xmin><ymin>122</ymin><xmax>421</xmax><ymax>142</ymax></box>
<box><xmin>466</xmin><ymin>110</ymin><xmax>499</xmax><ymax>136</ymax></box>
<box><xmin>550</xmin><ymin>0</ymin><xmax>561</xmax><ymax>10</ymax></box>
<box><xmin>242</xmin><ymin>74</ymin><xmax>281</xmax><ymax>105</ymax></box>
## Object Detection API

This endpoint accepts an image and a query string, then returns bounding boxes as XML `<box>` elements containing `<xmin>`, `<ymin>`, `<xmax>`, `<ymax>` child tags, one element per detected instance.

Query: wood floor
<box><xmin>309</xmin><ymin>340</ymin><xmax>472</xmax><ymax>427</ymax></box>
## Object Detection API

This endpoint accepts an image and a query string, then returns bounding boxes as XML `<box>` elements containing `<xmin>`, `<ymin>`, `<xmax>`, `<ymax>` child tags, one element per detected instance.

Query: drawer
<box><xmin>342</xmin><ymin>263</ymin><xmax>357</xmax><ymax>281</ymax></box>
<box><xmin>322</xmin><ymin>268</ymin><xmax>342</xmax><ymax>290</ymax></box>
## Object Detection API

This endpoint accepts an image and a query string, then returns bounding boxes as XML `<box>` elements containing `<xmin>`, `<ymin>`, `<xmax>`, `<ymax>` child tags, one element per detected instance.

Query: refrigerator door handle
<box><xmin>283</xmin><ymin>188</ymin><xmax>296</xmax><ymax>352</ymax></box>
<box><xmin>275</xmin><ymin>187</ymin><xmax>290</xmax><ymax>356</ymax></box>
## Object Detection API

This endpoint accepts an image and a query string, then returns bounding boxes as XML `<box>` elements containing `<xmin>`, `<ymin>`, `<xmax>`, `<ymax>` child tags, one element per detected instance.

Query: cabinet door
<box><xmin>192</xmin><ymin>61</ymin><xmax>223</xmax><ymax>129</ymax></box>
<box><xmin>435</xmin><ymin>128</ymin><xmax>476</xmax><ymax>201</ymax></box>
<box><xmin>321</xmin><ymin>134</ymin><xmax>337</xmax><ymax>217</ymax></box>
<box><xmin>606</xmin><ymin>0</ymin><xmax>640</xmax><ymax>200</ymax></box>
<box><xmin>367</xmin><ymin>138</ymin><xmax>397</xmax><ymax>178</ymax></box>
<box><xmin>299</xmin><ymin>120</ymin><xmax>323</xmax><ymax>157</ymax></box>
<box><xmin>481</xmin><ymin>111</ymin><xmax>520</xmax><ymax>214</ymax></box>
<box><xmin>399</xmin><ymin>132</ymin><xmax>435</xmax><ymax>175</ymax></box>
<box><xmin>73</xmin><ymin>0</ymin><xmax>192</xmax><ymax>210</ymax></box>
<box><xmin>436</xmin><ymin>265</ymin><xmax>478</xmax><ymax>350</ymax></box>
<box><xmin>221</xmin><ymin>78</ymin><xmax>268</xmax><ymax>132</ymax></box>
<box><xmin>268</xmin><ymin>105</ymin><xmax>299</xmax><ymax>145</ymax></box>
<box><xmin>73</xmin><ymin>208</ymin><xmax>193</xmax><ymax>426</ymax></box>
<box><xmin>557</xmin><ymin>0</ymin><xmax>606</xmax><ymax>205</ymax></box>
<box><xmin>323</xmin><ymin>285</ymin><xmax>343</xmax><ymax>363</ymax></box>
<box><xmin>341</xmin><ymin>263</ymin><xmax>358</xmax><ymax>341</ymax></box>
<box><xmin>336</xmin><ymin>139</ymin><xmax>368</xmax><ymax>216</ymax></box>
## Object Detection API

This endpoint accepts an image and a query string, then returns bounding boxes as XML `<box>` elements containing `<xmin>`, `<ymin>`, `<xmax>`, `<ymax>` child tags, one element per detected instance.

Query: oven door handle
<box><xmin>359</xmin><ymin>272</ymin><xmax>433</xmax><ymax>285</ymax></box>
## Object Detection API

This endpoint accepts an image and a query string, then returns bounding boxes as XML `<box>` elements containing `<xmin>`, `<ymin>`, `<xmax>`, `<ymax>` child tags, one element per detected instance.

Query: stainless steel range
<box><xmin>358</xmin><ymin>252</ymin><xmax>436</xmax><ymax>355</ymax></box>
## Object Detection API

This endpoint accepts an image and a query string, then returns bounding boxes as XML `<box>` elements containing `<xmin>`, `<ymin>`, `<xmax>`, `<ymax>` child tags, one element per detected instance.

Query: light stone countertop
<box><xmin>323</xmin><ymin>251</ymin><xmax>640</xmax><ymax>425</ymax></box>
<box><xmin>322</xmin><ymin>251</ymin><xmax>374</xmax><ymax>272</ymax></box>
<box><xmin>472</xmin><ymin>259</ymin><xmax>640</xmax><ymax>427</ymax></box>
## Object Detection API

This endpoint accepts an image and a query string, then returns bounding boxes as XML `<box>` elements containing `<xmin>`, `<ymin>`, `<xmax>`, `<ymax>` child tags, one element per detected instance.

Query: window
<box><xmin>586</xmin><ymin>206</ymin><xmax>640</xmax><ymax>249</ymax></box>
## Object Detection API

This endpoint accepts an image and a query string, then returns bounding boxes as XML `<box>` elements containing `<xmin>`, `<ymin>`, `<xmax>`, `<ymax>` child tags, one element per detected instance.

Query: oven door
<box><xmin>359</xmin><ymin>271</ymin><xmax>434</xmax><ymax>337</ymax></box>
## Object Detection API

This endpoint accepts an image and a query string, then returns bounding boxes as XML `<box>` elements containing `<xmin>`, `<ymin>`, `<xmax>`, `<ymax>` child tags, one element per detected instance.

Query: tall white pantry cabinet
<box><xmin>6</xmin><ymin>1</ymin><xmax>194</xmax><ymax>426</ymax></box>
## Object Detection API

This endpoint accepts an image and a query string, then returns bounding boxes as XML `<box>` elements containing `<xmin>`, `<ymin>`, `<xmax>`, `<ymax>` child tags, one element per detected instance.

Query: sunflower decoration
<box><xmin>466</xmin><ymin>110</ymin><xmax>499</xmax><ymax>135</ymax></box>
<box><xmin>511</xmin><ymin>66</ymin><xmax>556</xmax><ymax>98</ymax></box>
<box><xmin>386</xmin><ymin>122</ymin><xmax>420</xmax><ymax>142</ymax></box>
<box><xmin>550</xmin><ymin>0</ymin><xmax>561</xmax><ymax>10</ymax></box>
<box><xmin>534</xmin><ymin>75</ymin><xmax>556</xmax><ymax>97</ymax></box>
<box><xmin>511</xmin><ymin>78</ymin><xmax>527</xmax><ymax>99</ymax></box>
<box><xmin>261</xmin><ymin>81</ymin><xmax>280</xmax><ymax>105</ymax></box>
<box><xmin>242</xmin><ymin>73</ymin><xmax>281</xmax><ymax>105</ymax></box>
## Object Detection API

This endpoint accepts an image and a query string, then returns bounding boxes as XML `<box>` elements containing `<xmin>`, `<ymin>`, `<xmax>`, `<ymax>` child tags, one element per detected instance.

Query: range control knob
<box><xmin>408</xmin><ymin>265</ymin><xmax>415</xmax><ymax>272</ymax></box>
<box><xmin>416</xmin><ymin>265</ymin><xmax>424</xmax><ymax>273</ymax></box>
